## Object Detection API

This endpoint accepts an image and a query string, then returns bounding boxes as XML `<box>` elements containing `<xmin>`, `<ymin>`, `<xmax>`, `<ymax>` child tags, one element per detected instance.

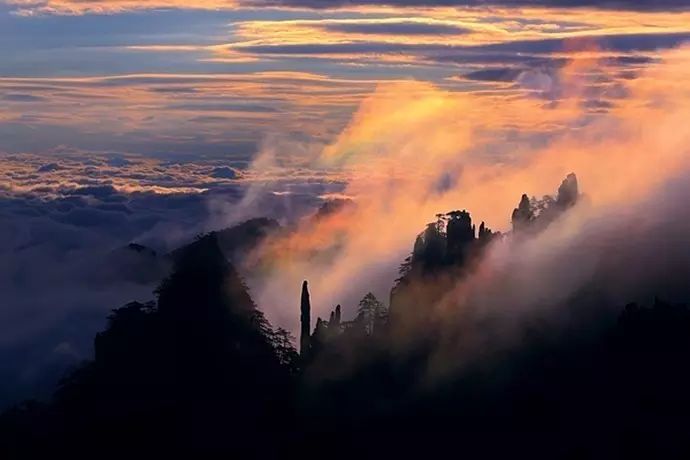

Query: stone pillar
<box><xmin>300</xmin><ymin>280</ymin><xmax>311</xmax><ymax>357</ymax></box>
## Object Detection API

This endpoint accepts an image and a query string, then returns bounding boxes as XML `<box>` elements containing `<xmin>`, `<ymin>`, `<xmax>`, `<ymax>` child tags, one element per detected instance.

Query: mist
<box><xmin>241</xmin><ymin>44</ymin><xmax>690</xmax><ymax>363</ymax></box>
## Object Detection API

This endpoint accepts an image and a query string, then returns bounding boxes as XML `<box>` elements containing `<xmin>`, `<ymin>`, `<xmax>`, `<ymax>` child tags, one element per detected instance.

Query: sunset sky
<box><xmin>3</xmin><ymin>1</ymin><xmax>690</xmax><ymax>162</ymax></box>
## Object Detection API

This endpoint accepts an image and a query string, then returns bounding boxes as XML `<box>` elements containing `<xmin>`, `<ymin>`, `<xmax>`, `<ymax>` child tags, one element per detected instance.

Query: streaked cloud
<box><xmin>319</xmin><ymin>19</ymin><xmax>472</xmax><ymax>36</ymax></box>
<box><xmin>0</xmin><ymin>72</ymin><xmax>380</xmax><ymax>155</ymax></box>
<box><xmin>4</xmin><ymin>0</ymin><xmax>690</xmax><ymax>175</ymax></box>
<box><xmin>5</xmin><ymin>0</ymin><xmax>240</xmax><ymax>16</ymax></box>
<box><xmin>7</xmin><ymin>0</ymin><xmax>690</xmax><ymax>16</ymax></box>
<box><xmin>245</xmin><ymin>0</ymin><xmax>690</xmax><ymax>10</ymax></box>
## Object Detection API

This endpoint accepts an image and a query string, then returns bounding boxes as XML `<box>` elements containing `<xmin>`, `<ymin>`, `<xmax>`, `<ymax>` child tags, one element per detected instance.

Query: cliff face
<box><xmin>511</xmin><ymin>194</ymin><xmax>533</xmax><ymax>232</ymax></box>
<box><xmin>557</xmin><ymin>173</ymin><xmax>579</xmax><ymax>208</ymax></box>
<box><xmin>512</xmin><ymin>172</ymin><xmax>580</xmax><ymax>234</ymax></box>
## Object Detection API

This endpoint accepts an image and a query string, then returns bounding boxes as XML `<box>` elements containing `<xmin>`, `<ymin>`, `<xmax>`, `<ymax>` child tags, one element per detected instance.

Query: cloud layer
<box><xmin>8</xmin><ymin>0</ymin><xmax>690</xmax><ymax>15</ymax></box>
<box><xmin>243</xmin><ymin>45</ymin><xmax>690</xmax><ymax>343</ymax></box>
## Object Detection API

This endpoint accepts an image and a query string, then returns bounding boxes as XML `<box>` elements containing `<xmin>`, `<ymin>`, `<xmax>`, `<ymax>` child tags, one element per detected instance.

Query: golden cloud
<box><xmin>244</xmin><ymin>45</ymin><xmax>690</xmax><ymax>330</ymax></box>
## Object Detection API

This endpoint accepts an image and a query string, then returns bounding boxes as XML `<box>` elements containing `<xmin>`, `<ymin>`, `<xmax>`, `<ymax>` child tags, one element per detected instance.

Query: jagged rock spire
<box><xmin>300</xmin><ymin>280</ymin><xmax>311</xmax><ymax>357</ymax></box>
<box><xmin>511</xmin><ymin>194</ymin><xmax>533</xmax><ymax>232</ymax></box>
<box><xmin>334</xmin><ymin>305</ymin><xmax>341</xmax><ymax>326</ymax></box>
<box><xmin>557</xmin><ymin>173</ymin><xmax>579</xmax><ymax>209</ymax></box>
<box><xmin>478</xmin><ymin>221</ymin><xmax>494</xmax><ymax>241</ymax></box>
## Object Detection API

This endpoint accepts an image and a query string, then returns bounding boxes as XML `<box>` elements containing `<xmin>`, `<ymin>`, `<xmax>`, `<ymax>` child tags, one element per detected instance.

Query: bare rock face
<box><xmin>512</xmin><ymin>173</ymin><xmax>580</xmax><ymax>234</ymax></box>
<box><xmin>334</xmin><ymin>304</ymin><xmax>341</xmax><ymax>326</ymax></box>
<box><xmin>511</xmin><ymin>194</ymin><xmax>534</xmax><ymax>232</ymax></box>
<box><xmin>557</xmin><ymin>173</ymin><xmax>579</xmax><ymax>209</ymax></box>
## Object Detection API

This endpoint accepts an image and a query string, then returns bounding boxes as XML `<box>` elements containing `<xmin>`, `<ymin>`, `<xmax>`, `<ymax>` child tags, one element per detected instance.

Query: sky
<box><xmin>3</xmin><ymin>0</ymin><xmax>690</xmax><ymax>160</ymax></box>
<box><xmin>4</xmin><ymin>0</ymin><xmax>690</xmax><ymax>406</ymax></box>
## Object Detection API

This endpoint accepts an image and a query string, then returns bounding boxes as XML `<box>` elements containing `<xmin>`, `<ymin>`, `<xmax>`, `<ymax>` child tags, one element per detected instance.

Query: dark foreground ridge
<box><xmin>3</xmin><ymin>174</ymin><xmax>690</xmax><ymax>458</ymax></box>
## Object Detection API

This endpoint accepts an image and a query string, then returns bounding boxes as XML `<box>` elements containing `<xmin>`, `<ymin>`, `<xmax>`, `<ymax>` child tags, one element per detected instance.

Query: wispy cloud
<box><xmin>0</xmin><ymin>72</ymin><xmax>377</xmax><ymax>155</ymax></box>
<box><xmin>8</xmin><ymin>0</ymin><xmax>690</xmax><ymax>16</ymax></box>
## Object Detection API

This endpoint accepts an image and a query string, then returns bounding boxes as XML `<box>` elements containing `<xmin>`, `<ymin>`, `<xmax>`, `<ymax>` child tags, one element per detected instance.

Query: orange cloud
<box><xmin>244</xmin><ymin>45</ymin><xmax>690</xmax><ymax>331</ymax></box>
<box><xmin>7</xmin><ymin>0</ymin><xmax>240</xmax><ymax>15</ymax></box>
<box><xmin>0</xmin><ymin>71</ymin><xmax>378</xmax><ymax>153</ymax></box>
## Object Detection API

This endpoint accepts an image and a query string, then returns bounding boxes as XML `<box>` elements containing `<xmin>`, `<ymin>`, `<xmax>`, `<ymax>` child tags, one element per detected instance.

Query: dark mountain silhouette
<box><xmin>1</xmin><ymin>233</ymin><xmax>297</xmax><ymax>455</ymax></box>
<box><xmin>170</xmin><ymin>216</ymin><xmax>280</xmax><ymax>263</ymax></box>
<box><xmin>5</xmin><ymin>174</ymin><xmax>690</xmax><ymax>458</ymax></box>
<box><xmin>96</xmin><ymin>217</ymin><xmax>280</xmax><ymax>286</ymax></box>
<box><xmin>99</xmin><ymin>242</ymin><xmax>172</xmax><ymax>284</ymax></box>
<box><xmin>389</xmin><ymin>208</ymin><xmax>498</xmax><ymax>331</ymax></box>
<box><xmin>512</xmin><ymin>172</ymin><xmax>580</xmax><ymax>233</ymax></box>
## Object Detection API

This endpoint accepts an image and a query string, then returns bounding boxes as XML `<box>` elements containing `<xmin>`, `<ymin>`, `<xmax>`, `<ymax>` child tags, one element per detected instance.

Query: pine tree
<box><xmin>357</xmin><ymin>293</ymin><xmax>387</xmax><ymax>335</ymax></box>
